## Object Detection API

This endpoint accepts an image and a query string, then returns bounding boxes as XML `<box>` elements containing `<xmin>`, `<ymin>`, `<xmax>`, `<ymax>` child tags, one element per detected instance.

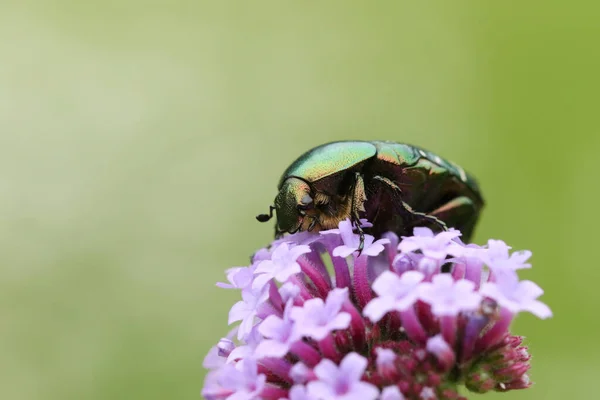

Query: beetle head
<box><xmin>274</xmin><ymin>177</ymin><xmax>313</xmax><ymax>234</ymax></box>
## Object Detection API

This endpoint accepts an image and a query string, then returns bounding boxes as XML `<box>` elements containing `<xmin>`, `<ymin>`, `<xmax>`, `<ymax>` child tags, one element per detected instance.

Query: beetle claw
<box><xmin>357</xmin><ymin>232</ymin><xmax>365</xmax><ymax>256</ymax></box>
<box><xmin>306</xmin><ymin>215</ymin><xmax>319</xmax><ymax>232</ymax></box>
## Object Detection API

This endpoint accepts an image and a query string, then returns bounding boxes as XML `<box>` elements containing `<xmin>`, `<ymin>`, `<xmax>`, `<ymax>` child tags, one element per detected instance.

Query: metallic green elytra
<box><xmin>256</xmin><ymin>140</ymin><xmax>484</xmax><ymax>248</ymax></box>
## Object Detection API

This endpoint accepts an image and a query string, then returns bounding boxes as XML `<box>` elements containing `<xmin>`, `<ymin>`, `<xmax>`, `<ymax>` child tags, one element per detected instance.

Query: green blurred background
<box><xmin>1</xmin><ymin>1</ymin><xmax>598</xmax><ymax>399</ymax></box>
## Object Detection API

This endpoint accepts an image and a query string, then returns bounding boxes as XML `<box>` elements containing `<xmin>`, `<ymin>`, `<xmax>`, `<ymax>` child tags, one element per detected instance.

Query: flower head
<box><xmin>204</xmin><ymin>221</ymin><xmax>551</xmax><ymax>399</ymax></box>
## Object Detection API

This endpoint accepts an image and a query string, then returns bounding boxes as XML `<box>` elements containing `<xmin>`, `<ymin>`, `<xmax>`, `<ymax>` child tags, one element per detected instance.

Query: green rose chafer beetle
<box><xmin>257</xmin><ymin>140</ymin><xmax>484</xmax><ymax>250</ymax></box>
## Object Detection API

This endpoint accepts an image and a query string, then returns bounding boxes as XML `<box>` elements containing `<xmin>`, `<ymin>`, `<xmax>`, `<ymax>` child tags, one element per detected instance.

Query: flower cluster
<box><xmin>202</xmin><ymin>220</ymin><xmax>551</xmax><ymax>400</ymax></box>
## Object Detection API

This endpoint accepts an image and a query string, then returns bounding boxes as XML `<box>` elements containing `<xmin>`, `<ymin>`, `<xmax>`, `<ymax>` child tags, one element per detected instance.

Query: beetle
<box><xmin>256</xmin><ymin>140</ymin><xmax>484</xmax><ymax>250</ymax></box>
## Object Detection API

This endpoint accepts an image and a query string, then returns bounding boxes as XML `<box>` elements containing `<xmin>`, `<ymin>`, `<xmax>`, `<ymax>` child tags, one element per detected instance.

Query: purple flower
<box><xmin>202</xmin><ymin>358</ymin><xmax>266</xmax><ymax>400</ymax></box>
<box><xmin>206</xmin><ymin>218</ymin><xmax>552</xmax><ymax>399</ymax></box>
<box><xmin>484</xmin><ymin>239</ymin><xmax>532</xmax><ymax>271</ymax></box>
<box><xmin>255</xmin><ymin>302</ymin><xmax>299</xmax><ymax>358</ymax></box>
<box><xmin>398</xmin><ymin>227</ymin><xmax>462</xmax><ymax>260</ymax></box>
<box><xmin>418</xmin><ymin>274</ymin><xmax>482</xmax><ymax>316</ymax></box>
<box><xmin>307</xmin><ymin>353</ymin><xmax>379</xmax><ymax>400</ymax></box>
<box><xmin>217</xmin><ymin>265</ymin><xmax>256</xmax><ymax>290</ymax></box>
<box><xmin>480</xmin><ymin>269</ymin><xmax>552</xmax><ymax>319</ymax></box>
<box><xmin>290</xmin><ymin>288</ymin><xmax>351</xmax><ymax>341</ymax></box>
<box><xmin>363</xmin><ymin>271</ymin><xmax>424</xmax><ymax>322</ymax></box>
<box><xmin>322</xmin><ymin>219</ymin><xmax>390</xmax><ymax>257</ymax></box>
<box><xmin>228</xmin><ymin>287</ymin><xmax>269</xmax><ymax>340</ymax></box>
<box><xmin>227</xmin><ymin>327</ymin><xmax>262</xmax><ymax>363</ymax></box>
<box><xmin>253</xmin><ymin>242</ymin><xmax>311</xmax><ymax>289</ymax></box>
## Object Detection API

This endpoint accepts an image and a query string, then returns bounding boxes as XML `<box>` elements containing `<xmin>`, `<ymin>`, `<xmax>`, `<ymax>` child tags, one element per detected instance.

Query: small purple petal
<box><xmin>203</xmin><ymin>359</ymin><xmax>266</xmax><ymax>400</ymax></box>
<box><xmin>426</xmin><ymin>334</ymin><xmax>455</xmax><ymax>369</ymax></box>
<box><xmin>413</xmin><ymin>227</ymin><xmax>435</xmax><ymax>237</ymax></box>
<box><xmin>358</xmin><ymin>218</ymin><xmax>373</xmax><ymax>228</ymax></box>
<box><xmin>227</xmin><ymin>327</ymin><xmax>262</xmax><ymax>363</ymax></box>
<box><xmin>339</xmin><ymin>352</ymin><xmax>368</xmax><ymax>382</ymax></box>
<box><xmin>279</xmin><ymin>282</ymin><xmax>301</xmax><ymax>303</ymax></box>
<box><xmin>376</xmin><ymin>348</ymin><xmax>397</xmax><ymax>367</ymax></box>
<box><xmin>290</xmin><ymin>362</ymin><xmax>313</xmax><ymax>384</ymax></box>
<box><xmin>217</xmin><ymin>338</ymin><xmax>235</xmax><ymax>358</ymax></box>
<box><xmin>381</xmin><ymin>386</ymin><xmax>405</xmax><ymax>400</ymax></box>
<box><xmin>288</xmin><ymin>385</ymin><xmax>317</xmax><ymax>400</ymax></box>
<box><xmin>484</xmin><ymin>240</ymin><xmax>532</xmax><ymax>271</ymax></box>
<box><xmin>217</xmin><ymin>265</ymin><xmax>256</xmax><ymax>290</ymax></box>
<box><xmin>251</xmin><ymin>247</ymin><xmax>271</xmax><ymax>263</ymax></box>
<box><xmin>329</xmin><ymin>220</ymin><xmax>390</xmax><ymax>258</ymax></box>
<box><xmin>392</xmin><ymin>252</ymin><xmax>420</xmax><ymax>274</ymax></box>
<box><xmin>203</xmin><ymin>345</ymin><xmax>225</xmax><ymax>370</ymax></box>
<box><xmin>419</xmin><ymin>387</ymin><xmax>437</xmax><ymax>400</ymax></box>
<box><xmin>399</xmin><ymin>227</ymin><xmax>461</xmax><ymax>261</ymax></box>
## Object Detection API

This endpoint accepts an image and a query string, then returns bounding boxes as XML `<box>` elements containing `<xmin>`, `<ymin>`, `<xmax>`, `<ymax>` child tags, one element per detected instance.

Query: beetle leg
<box><xmin>307</xmin><ymin>215</ymin><xmax>319</xmax><ymax>232</ymax></box>
<box><xmin>400</xmin><ymin>201</ymin><xmax>447</xmax><ymax>233</ymax></box>
<box><xmin>353</xmin><ymin>221</ymin><xmax>366</xmax><ymax>254</ymax></box>
<box><xmin>372</xmin><ymin>175</ymin><xmax>447</xmax><ymax>234</ymax></box>
<box><xmin>428</xmin><ymin>196</ymin><xmax>480</xmax><ymax>241</ymax></box>
<box><xmin>350</xmin><ymin>172</ymin><xmax>368</xmax><ymax>254</ymax></box>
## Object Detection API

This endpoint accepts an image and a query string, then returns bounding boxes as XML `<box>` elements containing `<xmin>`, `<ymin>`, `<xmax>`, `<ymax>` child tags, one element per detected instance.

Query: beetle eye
<box><xmin>300</xmin><ymin>194</ymin><xmax>313</xmax><ymax>206</ymax></box>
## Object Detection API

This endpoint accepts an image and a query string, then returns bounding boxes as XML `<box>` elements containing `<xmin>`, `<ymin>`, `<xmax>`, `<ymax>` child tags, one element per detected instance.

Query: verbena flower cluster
<box><xmin>202</xmin><ymin>220</ymin><xmax>551</xmax><ymax>400</ymax></box>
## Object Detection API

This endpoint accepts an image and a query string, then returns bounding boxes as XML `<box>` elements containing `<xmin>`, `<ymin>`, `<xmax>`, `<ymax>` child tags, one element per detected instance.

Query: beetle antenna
<box><xmin>256</xmin><ymin>206</ymin><xmax>275</xmax><ymax>222</ymax></box>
